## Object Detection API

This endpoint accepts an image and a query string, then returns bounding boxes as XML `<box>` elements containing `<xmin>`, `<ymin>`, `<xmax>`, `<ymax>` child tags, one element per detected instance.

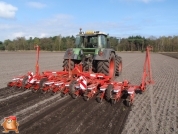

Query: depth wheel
<box><xmin>111</xmin><ymin>99</ymin><xmax>116</xmax><ymax>105</ymax></box>
<box><xmin>83</xmin><ymin>96</ymin><xmax>89</xmax><ymax>101</ymax></box>
<box><xmin>60</xmin><ymin>92</ymin><xmax>65</xmax><ymax>97</ymax></box>
<box><xmin>22</xmin><ymin>76</ymin><xmax>28</xmax><ymax>90</ymax></box>
<box><xmin>105</xmin><ymin>84</ymin><xmax>113</xmax><ymax>101</ymax></box>
<box><xmin>126</xmin><ymin>95</ymin><xmax>132</xmax><ymax>107</ymax></box>
<box><xmin>41</xmin><ymin>90</ymin><xmax>47</xmax><ymax>94</ymax></box>
<box><xmin>71</xmin><ymin>94</ymin><xmax>78</xmax><ymax>99</ymax></box>
<box><xmin>39</xmin><ymin>78</ymin><xmax>48</xmax><ymax>90</ymax></box>
<box><xmin>31</xmin><ymin>88</ymin><xmax>37</xmax><ymax>93</ymax></box>
<box><xmin>69</xmin><ymin>80</ymin><xmax>78</xmax><ymax>99</ymax></box>
<box><xmin>126</xmin><ymin>101</ymin><xmax>131</xmax><ymax>107</ymax></box>
<box><xmin>51</xmin><ymin>91</ymin><xmax>57</xmax><ymax>96</ymax></box>
<box><xmin>96</xmin><ymin>97</ymin><xmax>103</xmax><ymax>103</ymax></box>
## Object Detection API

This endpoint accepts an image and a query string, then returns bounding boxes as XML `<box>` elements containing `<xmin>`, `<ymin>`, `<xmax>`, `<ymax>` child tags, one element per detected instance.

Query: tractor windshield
<box><xmin>75</xmin><ymin>35</ymin><xmax>107</xmax><ymax>48</ymax></box>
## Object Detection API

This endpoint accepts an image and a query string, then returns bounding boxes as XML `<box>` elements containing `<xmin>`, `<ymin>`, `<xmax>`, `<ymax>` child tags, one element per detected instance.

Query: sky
<box><xmin>0</xmin><ymin>0</ymin><xmax>177</xmax><ymax>41</ymax></box>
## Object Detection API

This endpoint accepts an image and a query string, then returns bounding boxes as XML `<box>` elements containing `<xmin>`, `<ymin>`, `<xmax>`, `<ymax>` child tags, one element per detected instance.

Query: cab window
<box><xmin>98</xmin><ymin>35</ymin><xmax>107</xmax><ymax>48</ymax></box>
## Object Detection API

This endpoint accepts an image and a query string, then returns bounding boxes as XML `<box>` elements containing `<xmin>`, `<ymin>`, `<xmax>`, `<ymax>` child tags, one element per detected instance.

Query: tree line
<box><xmin>0</xmin><ymin>35</ymin><xmax>178</xmax><ymax>52</ymax></box>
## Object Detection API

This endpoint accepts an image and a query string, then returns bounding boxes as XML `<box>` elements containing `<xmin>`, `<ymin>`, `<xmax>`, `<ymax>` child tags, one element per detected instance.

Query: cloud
<box><xmin>0</xmin><ymin>1</ymin><xmax>18</xmax><ymax>18</ymax></box>
<box><xmin>27</xmin><ymin>2</ymin><xmax>46</xmax><ymax>9</ymax></box>
<box><xmin>1</xmin><ymin>13</ymin><xmax>174</xmax><ymax>41</ymax></box>
<box><xmin>12</xmin><ymin>32</ymin><xmax>25</xmax><ymax>37</ymax></box>
<box><xmin>0</xmin><ymin>14</ymin><xmax>75</xmax><ymax>40</ymax></box>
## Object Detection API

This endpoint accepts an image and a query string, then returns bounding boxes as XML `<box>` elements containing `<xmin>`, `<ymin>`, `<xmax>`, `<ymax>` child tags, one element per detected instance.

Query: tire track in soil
<box><xmin>19</xmin><ymin>98</ymin><xmax>72</xmax><ymax>134</ymax></box>
<box><xmin>19</xmin><ymin>97</ymin><xmax>76</xmax><ymax>133</ymax></box>
<box><xmin>0</xmin><ymin>87</ymin><xmax>22</xmax><ymax>98</ymax></box>
<box><xmin>44</xmin><ymin>98</ymin><xmax>97</xmax><ymax>134</ymax></box>
<box><xmin>102</xmin><ymin>102</ymin><xmax>131</xmax><ymax>134</ymax></box>
<box><xmin>66</xmin><ymin>100</ymin><xmax>105</xmax><ymax>134</ymax></box>
<box><xmin>0</xmin><ymin>91</ymin><xmax>31</xmax><ymax>107</ymax></box>
<box><xmin>0</xmin><ymin>89</ymin><xmax>51</xmax><ymax>119</ymax></box>
<box><xmin>0</xmin><ymin>90</ymin><xmax>28</xmax><ymax>101</ymax></box>
<box><xmin>80</xmin><ymin>101</ymin><xmax>130</xmax><ymax>134</ymax></box>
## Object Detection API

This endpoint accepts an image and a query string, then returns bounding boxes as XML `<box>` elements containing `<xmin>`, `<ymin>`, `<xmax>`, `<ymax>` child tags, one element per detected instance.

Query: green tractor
<box><xmin>63</xmin><ymin>29</ymin><xmax>122</xmax><ymax>79</ymax></box>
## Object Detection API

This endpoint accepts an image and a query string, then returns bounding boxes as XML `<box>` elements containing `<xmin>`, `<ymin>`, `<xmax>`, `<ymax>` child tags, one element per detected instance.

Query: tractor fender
<box><xmin>63</xmin><ymin>48</ymin><xmax>78</xmax><ymax>60</ymax></box>
<box><xmin>94</xmin><ymin>48</ymin><xmax>115</xmax><ymax>61</ymax></box>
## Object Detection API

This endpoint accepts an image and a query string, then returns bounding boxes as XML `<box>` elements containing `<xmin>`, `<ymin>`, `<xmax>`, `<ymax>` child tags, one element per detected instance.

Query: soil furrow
<box><xmin>19</xmin><ymin>96</ymin><xmax>72</xmax><ymax>132</ymax></box>
<box><xmin>0</xmin><ymin>92</ymin><xmax>48</xmax><ymax>119</ymax></box>
<box><xmin>44</xmin><ymin>98</ymin><xmax>97</xmax><ymax>134</ymax></box>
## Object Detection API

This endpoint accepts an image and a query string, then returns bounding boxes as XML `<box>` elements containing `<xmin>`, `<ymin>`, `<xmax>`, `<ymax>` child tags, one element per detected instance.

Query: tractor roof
<box><xmin>77</xmin><ymin>30</ymin><xmax>108</xmax><ymax>36</ymax></box>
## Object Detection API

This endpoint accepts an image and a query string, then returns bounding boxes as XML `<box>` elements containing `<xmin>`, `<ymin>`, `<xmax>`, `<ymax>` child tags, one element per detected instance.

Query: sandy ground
<box><xmin>0</xmin><ymin>51</ymin><xmax>177</xmax><ymax>134</ymax></box>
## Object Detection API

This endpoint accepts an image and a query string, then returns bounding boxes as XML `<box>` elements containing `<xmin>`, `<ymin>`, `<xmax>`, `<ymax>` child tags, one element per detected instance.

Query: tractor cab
<box><xmin>75</xmin><ymin>30</ymin><xmax>109</xmax><ymax>49</ymax></box>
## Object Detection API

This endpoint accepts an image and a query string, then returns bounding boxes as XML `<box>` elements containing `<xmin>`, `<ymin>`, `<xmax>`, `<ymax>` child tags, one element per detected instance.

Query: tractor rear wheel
<box><xmin>105</xmin><ymin>84</ymin><xmax>113</xmax><ymax>101</ymax></box>
<box><xmin>62</xmin><ymin>59</ymin><xmax>75</xmax><ymax>71</ymax></box>
<box><xmin>116</xmin><ymin>55</ymin><xmax>122</xmax><ymax>76</ymax></box>
<box><xmin>97</xmin><ymin>53</ymin><xmax>116</xmax><ymax>79</ymax></box>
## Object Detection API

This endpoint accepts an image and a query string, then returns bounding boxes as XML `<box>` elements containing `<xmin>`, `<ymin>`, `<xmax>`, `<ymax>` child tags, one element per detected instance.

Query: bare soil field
<box><xmin>0</xmin><ymin>51</ymin><xmax>177</xmax><ymax>134</ymax></box>
<box><xmin>160</xmin><ymin>52</ymin><xmax>178</xmax><ymax>59</ymax></box>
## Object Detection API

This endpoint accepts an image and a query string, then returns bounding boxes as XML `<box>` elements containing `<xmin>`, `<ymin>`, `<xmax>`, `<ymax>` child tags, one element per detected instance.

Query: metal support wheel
<box><xmin>41</xmin><ymin>90</ymin><xmax>47</xmax><ymax>94</ymax></box>
<box><xmin>51</xmin><ymin>91</ymin><xmax>57</xmax><ymax>96</ymax></box>
<box><xmin>83</xmin><ymin>96</ymin><xmax>89</xmax><ymax>101</ymax></box>
<box><xmin>31</xmin><ymin>88</ymin><xmax>37</xmax><ymax>93</ymax></box>
<box><xmin>126</xmin><ymin>100</ymin><xmax>132</xmax><ymax>107</ymax></box>
<box><xmin>111</xmin><ymin>99</ymin><xmax>116</xmax><ymax>104</ymax></box>
<box><xmin>71</xmin><ymin>93</ymin><xmax>78</xmax><ymax>99</ymax></box>
<box><xmin>60</xmin><ymin>92</ymin><xmax>65</xmax><ymax>97</ymax></box>
<box><xmin>96</xmin><ymin>97</ymin><xmax>103</xmax><ymax>103</ymax></box>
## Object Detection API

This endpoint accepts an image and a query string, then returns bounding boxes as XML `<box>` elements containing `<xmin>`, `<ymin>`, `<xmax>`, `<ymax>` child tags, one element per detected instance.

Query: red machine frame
<box><xmin>7</xmin><ymin>45</ymin><xmax>154</xmax><ymax>107</ymax></box>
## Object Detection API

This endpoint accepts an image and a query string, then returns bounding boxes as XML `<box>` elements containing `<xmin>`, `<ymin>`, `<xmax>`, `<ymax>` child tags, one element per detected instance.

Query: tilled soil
<box><xmin>0</xmin><ymin>51</ymin><xmax>178</xmax><ymax>134</ymax></box>
<box><xmin>160</xmin><ymin>52</ymin><xmax>178</xmax><ymax>59</ymax></box>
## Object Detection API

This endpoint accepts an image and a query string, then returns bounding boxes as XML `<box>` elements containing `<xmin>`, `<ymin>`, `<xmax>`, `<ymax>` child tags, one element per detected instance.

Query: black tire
<box><xmin>22</xmin><ymin>76</ymin><xmax>28</xmax><ymax>90</ymax></box>
<box><xmin>60</xmin><ymin>87</ymin><xmax>66</xmax><ymax>97</ymax></box>
<box><xmin>96</xmin><ymin>97</ymin><xmax>102</xmax><ymax>103</ymax></box>
<box><xmin>31</xmin><ymin>87</ymin><xmax>37</xmax><ymax>93</ymax></box>
<box><xmin>41</xmin><ymin>89</ymin><xmax>47</xmax><ymax>94</ymax></box>
<box><xmin>97</xmin><ymin>53</ymin><xmax>116</xmax><ymax>79</ymax></box>
<box><xmin>111</xmin><ymin>99</ymin><xmax>117</xmax><ymax>104</ymax></box>
<box><xmin>69</xmin><ymin>80</ymin><xmax>78</xmax><ymax>99</ymax></box>
<box><xmin>105</xmin><ymin>84</ymin><xmax>113</xmax><ymax>101</ymax></box>
<box><xmin>60</xmin><ymin>92</ymin><xmax>65</xmax><ymax>97</ymax></box>
<box><xmin>115</xmin><ymin>55</ymin><xmax>122</xmax><ymax>76</ymax></box>
<box><xmin>62</xmin><ymin>59</ymin><xmax>75</xmax><ymax>71</ymax></box>
<box><xmin>126</xmin><ymin>100</ymin><xmax>131</xmax><ymax>107</ymax></box>
<box><xmin>83</xmin><ymin>96</ymin><xmax>89</xmax><ymax>101</ymax></box>
<box><xmin>51</xmin><ymin>91</ymin><xmax>56</xmax><ymax>96</ymax></box>
<box><xmin>69</xmin><ymin>80</ymin><xmax>77</xmax><ymax>94</ymax></box>
<box><xmin>126</xmin><ymin>95</ymin><xmax>132</xmax><ymax>107</ymax></box>
<box><xmin>39</xmin><ymin>78</ymin><xmax>48</xmax><ymax>88</ymax></box>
